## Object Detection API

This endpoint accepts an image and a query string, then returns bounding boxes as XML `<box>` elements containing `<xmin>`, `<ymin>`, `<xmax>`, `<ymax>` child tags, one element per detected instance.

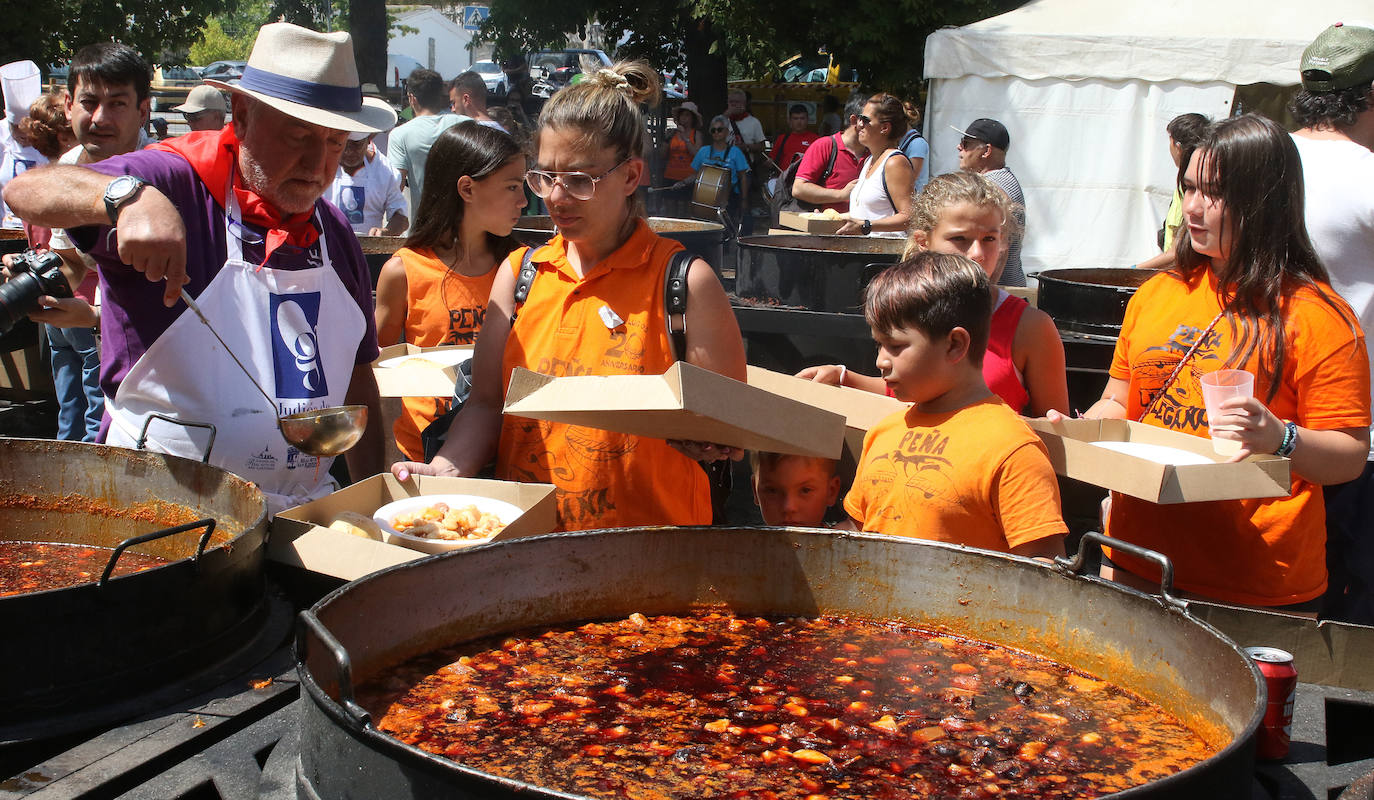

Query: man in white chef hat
<box><xmin>0</xmin><ymin>59</ymin><xmax>44</xmax><ymax>228</ymax></box>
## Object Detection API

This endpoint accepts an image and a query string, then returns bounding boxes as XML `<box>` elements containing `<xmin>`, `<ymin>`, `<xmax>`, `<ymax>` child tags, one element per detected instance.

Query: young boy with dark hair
<box><xmin>751</xmin><ymin>451</ymin><xmax>841</xmax><ymax>527</ymax></box>
<box><xmin>844</xmin><ymin>252</ymin><xmax>1067</xmax><ymax>558</ymax></box>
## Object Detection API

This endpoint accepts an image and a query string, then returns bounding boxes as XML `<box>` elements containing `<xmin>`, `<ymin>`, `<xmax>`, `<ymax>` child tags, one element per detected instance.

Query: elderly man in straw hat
<box><xmin>3</xmin><ymin>23</ymin><xmax>397</xmax><ymax>514</ymax></box>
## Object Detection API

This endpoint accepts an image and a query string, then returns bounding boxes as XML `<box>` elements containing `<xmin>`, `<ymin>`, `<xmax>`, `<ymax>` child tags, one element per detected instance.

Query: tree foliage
<box><xmin>190</xmin><ymin>17</ymin><xmax>255</xmax><ymax>64</ymax></box>
<box><xmin>0</xmin><ymin>0</ymin><xmax>234</xmax><ymax>68</ymax></box>
<box><xmin>481</xmin><ymin>0</ymin><xmax>1026</xmax><ymax>99</ymax></box>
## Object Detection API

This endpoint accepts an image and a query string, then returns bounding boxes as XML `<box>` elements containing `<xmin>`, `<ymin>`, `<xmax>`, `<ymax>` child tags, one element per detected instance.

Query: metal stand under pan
<box><xmin>0</xmin><ymin>588</ymin><xmax>293</xmax><ymax>781</ymax></box>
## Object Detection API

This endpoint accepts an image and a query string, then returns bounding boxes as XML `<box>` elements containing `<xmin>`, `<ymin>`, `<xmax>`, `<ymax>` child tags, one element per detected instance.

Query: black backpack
<box><xmin>772</xmin><ymin>133</ymin><xmax>840</xmax><ymax>217</ymax></box>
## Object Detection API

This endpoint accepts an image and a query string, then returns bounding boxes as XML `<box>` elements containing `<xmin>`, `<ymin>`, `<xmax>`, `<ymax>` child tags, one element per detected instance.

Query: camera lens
<box><xmin>0</xmin><ymin>270</ymin><xmax>44</xmax><ymax>336</ymax></box>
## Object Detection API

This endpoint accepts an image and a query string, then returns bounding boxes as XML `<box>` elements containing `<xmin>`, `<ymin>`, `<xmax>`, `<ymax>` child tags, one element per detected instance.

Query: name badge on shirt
<box><xmin>598</xmin><ymin>305</ymin><xmax>624</xmax><ymax>330</ymax></box>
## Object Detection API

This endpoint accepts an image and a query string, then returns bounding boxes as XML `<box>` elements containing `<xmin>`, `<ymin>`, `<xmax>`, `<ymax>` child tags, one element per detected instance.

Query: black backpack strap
<box><xmin>509</xmin><ymin>245</ymin><xmax>542</xmax><ymax>326</ymax></box>
<box><xmin>663</xmin><ymin>249</ymin><xmax>693</xmax><ymax>362</ymax></box>
<box><xmin>819</xmin><ymin>133</ymin><xmax>840</xmax><ymax>184</ymax></box>
<box><xmin>879</xmin><ymin>149</ymin><xmax>911</xmax><ymax>212</ymax></box>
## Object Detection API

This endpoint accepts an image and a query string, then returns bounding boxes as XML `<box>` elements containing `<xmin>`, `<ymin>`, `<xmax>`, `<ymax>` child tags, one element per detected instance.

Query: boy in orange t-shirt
<box><xmin>751</xmin><ymin>451</ymin><xmax>841</xmax><ymax>527</ymax></box>
<box><xmin>843</xmin><ymin>253</ymin><xmax>1066</xmax><ymax>557</ymax></box>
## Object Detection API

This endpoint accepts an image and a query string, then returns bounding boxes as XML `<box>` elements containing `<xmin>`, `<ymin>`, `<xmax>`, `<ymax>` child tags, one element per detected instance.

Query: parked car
<box><xmin>150</xmin><ymin>65</ymin><xmax>201</xmax><ymax>112</ymax></box>
<box><xmin>199</xmin><ymin>60</ymin><xmax>247</xmax><ymax>83</ymax></box>
<box><xmin>528</xmin><ymin>49</ymin><xmax>613</xmax><ymax>86</ymax></box>
<box><xmin>471</xmin><ymin>60</ymin><xmax>507</xmax><ymax>97</ymax></box>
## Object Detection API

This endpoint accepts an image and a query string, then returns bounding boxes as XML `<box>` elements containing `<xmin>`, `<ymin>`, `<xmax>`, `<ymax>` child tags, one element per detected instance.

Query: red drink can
<box><xmin>1245</xmin><ymin>646</ymin><xmax>1297</xmax><ymax>760</ymax></box>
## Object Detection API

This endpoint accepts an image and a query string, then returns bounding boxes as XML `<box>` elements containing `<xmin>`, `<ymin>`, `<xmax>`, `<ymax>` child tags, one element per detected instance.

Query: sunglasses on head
<box><xmin>524</xmin><ymin>158</ymin><xmax>631</xmax><ymax>201</ymax></box>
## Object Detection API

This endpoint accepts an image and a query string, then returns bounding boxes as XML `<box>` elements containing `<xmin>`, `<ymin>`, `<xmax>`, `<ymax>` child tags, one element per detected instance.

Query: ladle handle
<box><xmin>179</xmin><ymin>288</ymin><xmax>280</xmax><ymax>415</ymax></box>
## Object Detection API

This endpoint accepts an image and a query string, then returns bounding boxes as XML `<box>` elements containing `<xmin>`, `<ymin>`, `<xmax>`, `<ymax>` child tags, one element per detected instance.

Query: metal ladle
<box><xmin>178</xmin><ymin>288</ymin><xmax>366</xmax><ymax>457</ymax></box>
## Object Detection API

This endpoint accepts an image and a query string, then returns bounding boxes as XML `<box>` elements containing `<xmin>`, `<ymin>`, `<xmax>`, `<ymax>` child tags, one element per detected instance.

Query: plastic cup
<box><xmin>1200</xmin><ymin>369</ymin><xmax>1254</xmax><ymax>455</ymax></box>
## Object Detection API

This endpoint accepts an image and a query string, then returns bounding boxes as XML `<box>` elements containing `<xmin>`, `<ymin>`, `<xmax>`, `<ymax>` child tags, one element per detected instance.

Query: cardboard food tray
<box><xmin>778</xmin><ymin>210</ymin><xmax>846</xmax><ymax>235</ymax></box>
<box><xmin>745</xmin><ymin>365</ymin><xmax>907</xmax><ymax>463</ymax></box>
<box><xmin>503</xmin><ymin>362</ymin><xmax>847</xmax><ymax>459</ymax></box>
<box><xmin>371</xmin><ymin>343</ymin><xmax>472</xmax><ymax>398</ymax></box>
<box><xmin>1026</xmin><ymin>417</ymin><xmax>1290</xmax><ymax>504</ymax></box>
<box><xmin>270</xmin><ymin>474</ymin><xmax>556</xmax><ymax>581</ymax></box>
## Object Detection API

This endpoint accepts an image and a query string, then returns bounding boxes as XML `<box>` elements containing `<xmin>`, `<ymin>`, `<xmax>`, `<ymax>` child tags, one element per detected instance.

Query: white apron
<box><xmin>106</xmin><ymin>187</ymin><xmax>366</xmax><ymax>514</ymax></box>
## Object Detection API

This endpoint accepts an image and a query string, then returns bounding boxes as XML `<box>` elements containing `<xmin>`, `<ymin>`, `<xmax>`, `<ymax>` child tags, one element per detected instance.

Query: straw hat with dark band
<box><xmin>203</xmin><ymin>22</ymin><xmax>397</xmax><ymax>133</ymax></box>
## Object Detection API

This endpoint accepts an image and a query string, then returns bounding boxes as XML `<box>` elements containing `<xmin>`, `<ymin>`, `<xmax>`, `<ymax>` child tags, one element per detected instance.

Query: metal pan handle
<box><xmin>1054</xmin><ymin>532</ymin><xmax>1187</xmax><ymax>612</ymax></box>
<box><xmin>136</xmin><ymin>413</ymin><xmax>217</xmax><ymax>463</ymax></box>
<box><xmin>98</xmin><ymin>518</ymin><xmax>216</xmax><ymax>586</ymax></box>
<box><xmin>296</xmin><ymin>610</ymin><xmax>372</xmax><ymax>728</ymax></box>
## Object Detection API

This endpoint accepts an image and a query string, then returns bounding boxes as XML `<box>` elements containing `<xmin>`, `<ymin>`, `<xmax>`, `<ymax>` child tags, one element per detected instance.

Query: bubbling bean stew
<box><xmin>0</xmin><ymin>541</ymin><xmax>168</xmax><ymax>597</ymax></box>
<box><xmin>366</xmin><ymin>610</ymin><xmax>1216</xmax><ymax>799</ymax></box>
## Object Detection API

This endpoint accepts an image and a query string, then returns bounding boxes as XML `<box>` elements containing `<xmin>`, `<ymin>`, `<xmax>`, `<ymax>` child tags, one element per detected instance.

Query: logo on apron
<box><xmin>271</xmin><ymin>292</ymin><xmax>329</xmax><ymax>398</ymax></box>
<box><xmin>339</xmin><ymin>185</ymin><xmax>365</xmax><ymax>225</ymax></box>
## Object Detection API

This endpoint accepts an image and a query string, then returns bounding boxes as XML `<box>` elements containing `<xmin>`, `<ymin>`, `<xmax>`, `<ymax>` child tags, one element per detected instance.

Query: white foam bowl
<box><xmin>372</xmin><ymin>494</ymin><xmax>522</xmax><ymax>554</ymax></box>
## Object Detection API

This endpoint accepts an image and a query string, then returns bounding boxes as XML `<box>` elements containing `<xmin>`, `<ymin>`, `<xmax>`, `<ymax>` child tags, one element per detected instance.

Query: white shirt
<box><xmin>325</xmin><ymin>150</ymin><xmax>407</xmax><ymax>234</ymax></box>
<box><xmin>0</xmin><ymin>120</ymin><xmax>45</xmax><ymax>229</ymax></box>
<box><xmin>1292</xmin><ymin>133</ymin><xmax>1374</xmax><ymax>458</ymax></box>
<box><xmin>730</xmin><ymin>114</ymin><xmax>766</xmax><ymax>148</ymax></box>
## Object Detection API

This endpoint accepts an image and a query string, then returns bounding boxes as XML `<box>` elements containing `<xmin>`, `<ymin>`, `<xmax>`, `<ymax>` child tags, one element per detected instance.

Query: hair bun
<box><xmin>586</xmin><ymin>61</ymin><xmax>661</xmax><ymax>107</ymax></box>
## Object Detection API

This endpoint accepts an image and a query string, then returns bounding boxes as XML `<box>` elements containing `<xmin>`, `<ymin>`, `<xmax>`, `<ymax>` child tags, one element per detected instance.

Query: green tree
<box><xmin>190</xmin><ymin>17</ymin><xmax>254</xmax><ymax>64</ymax></box>
<box><xmin>0</xmin><ymin>0</ymin><xmax>233</xmax><ymax>68</ymax></box>
<box><xmin>480</xmin><ymin>0</ymin><xmax>1025</xmax><ymax>118</ymax></box>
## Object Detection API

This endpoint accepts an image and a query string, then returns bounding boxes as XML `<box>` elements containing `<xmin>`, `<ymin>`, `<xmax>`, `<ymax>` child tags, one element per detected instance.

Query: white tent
<box><xmin>923</xmin><ymin>0</ymin><xmax>1371</xmax><ymax>276</ymax></box>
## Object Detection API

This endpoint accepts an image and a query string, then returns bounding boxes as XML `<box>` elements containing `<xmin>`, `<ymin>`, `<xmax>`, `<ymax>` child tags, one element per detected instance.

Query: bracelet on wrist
<box><xmin>1275</xmin><ymin>420</ymin><xmax>1298</xmax><ymax>457</ymax></box>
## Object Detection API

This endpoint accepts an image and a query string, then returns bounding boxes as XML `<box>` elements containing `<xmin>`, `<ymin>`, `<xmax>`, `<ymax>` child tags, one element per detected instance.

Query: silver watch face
<box><xmin>106</xmin><ymin>175</ymin><xmax>141</xmax><ymax>203</ymax></box>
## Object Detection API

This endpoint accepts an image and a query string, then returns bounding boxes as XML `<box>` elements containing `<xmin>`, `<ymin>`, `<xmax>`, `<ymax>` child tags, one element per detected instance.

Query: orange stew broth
<box><xmin>0</xmin><ymin>541</ymin><xmax>168</xmax><ymax>597</ymax></box>
<box><xmin>367</xmin><ymin>610</ymin><xmax>1216</xmax><ymax>799</ymax></box>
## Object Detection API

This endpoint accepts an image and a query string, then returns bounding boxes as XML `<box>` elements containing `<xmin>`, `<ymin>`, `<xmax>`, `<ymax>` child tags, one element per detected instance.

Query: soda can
<box><xmin>1245</xmin><ymin>646</ymin><xmax>1297</xmax><ymax>760</ymax></box>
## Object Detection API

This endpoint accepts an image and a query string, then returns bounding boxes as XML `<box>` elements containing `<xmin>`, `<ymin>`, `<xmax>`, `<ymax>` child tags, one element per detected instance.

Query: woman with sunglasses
<box><xmin>393</xmin><ymin>62</ymin><xmax>747</xmax><ymax>532</ymax></box>
<box><xmin>688</xmin><ymin>114</ymin><xmax>751</xmax><ymax>232</ymax></box>
<box><xmin>837</xmin><ymin>94</ymin><xmax>914</xmax><ymax>238</ymax></box>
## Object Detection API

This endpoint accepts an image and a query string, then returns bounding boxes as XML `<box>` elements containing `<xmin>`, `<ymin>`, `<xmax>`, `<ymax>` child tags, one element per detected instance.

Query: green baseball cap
<box><xmin>1301</xmin><ymin>22</ymin><xmax>1374</xmax><ymax>92</ymax></box>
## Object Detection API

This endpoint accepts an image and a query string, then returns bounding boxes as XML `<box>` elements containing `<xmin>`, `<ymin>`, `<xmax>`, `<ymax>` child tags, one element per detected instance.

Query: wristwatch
<box><xmin>861</xmin><ymin>219</ymin><xmax>872</xmax><ymax>235</ymax></box>
<box><xmin>103</xmin><ymin>175</ymin><xmax>147</xmax><ymax>226</ymax></box>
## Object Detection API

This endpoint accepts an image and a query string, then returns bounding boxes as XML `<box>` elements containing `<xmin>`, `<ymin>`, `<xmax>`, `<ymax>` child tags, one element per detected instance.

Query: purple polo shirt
<box><xmin>68</xmin><ymin>149</ymin><xmax>379</xmax><ymax>438</ymax></box>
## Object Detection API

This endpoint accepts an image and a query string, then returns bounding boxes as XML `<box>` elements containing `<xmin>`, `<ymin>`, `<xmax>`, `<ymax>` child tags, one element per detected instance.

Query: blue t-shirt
<box><xmin>900</xmin><ymin>131</ymin><xmax>931</xmax><ymax>195</ymax></box>
<box><xmin>691</xmin><ymin>144</ymin><xmax>750</xmax><ymax>194</ymax></box>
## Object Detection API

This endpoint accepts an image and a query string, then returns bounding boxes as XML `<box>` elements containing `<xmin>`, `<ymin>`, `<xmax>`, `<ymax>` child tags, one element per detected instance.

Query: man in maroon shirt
<box><xmin>791</xmin><ymin>93</ymin><xmax>866</xmax><ymax>213</ymax></box>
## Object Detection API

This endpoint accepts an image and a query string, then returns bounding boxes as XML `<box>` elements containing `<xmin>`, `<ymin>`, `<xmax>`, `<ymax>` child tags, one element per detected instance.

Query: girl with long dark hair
<box><xmin>1082</xmin><ymin>113</ymin><xmax>1370</xmax><ymax>609</ymax></box>
<box><xmin>374</xmin><ymin>121</ymin><xmax>527</xmax><ymax>460</ymax></box>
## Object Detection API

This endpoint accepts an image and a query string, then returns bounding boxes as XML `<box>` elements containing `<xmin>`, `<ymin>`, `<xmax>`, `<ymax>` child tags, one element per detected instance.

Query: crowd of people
<box><xmin>0</xmin><ymin>20</ymin><xmax>1372</xmax><ymax>626</ymax></box>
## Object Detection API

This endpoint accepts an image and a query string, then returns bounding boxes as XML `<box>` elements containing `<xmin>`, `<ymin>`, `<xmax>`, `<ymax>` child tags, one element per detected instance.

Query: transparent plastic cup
<box><xmin>1200</xmin><ymin>369</ymin><xmax>1255</xmax><ymax>455</ymax></box>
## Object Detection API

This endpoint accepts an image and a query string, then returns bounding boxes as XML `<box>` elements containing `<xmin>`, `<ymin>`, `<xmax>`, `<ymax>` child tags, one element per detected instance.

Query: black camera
<box><xmin>0</xmin><ymin>249</ymin><xmax>73</xmax><ymax>336</ymax></box>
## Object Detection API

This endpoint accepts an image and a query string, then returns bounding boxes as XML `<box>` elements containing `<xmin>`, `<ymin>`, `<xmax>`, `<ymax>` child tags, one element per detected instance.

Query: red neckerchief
<box><xmin>151</xmin><ymin>126</ymin><xmax>319</xmax><ymax>264</ymax></box>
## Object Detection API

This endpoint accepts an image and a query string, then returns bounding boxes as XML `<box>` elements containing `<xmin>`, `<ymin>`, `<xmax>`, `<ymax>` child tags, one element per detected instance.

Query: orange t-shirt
<box><xmin>391</xmin><ymin>246</ymin><xmax>498</xmax><ymax>461</ymax></box>
<box><xmin>664</xmin><ymin>133</ymin><xmax>696</xmax><ymax>182</ymax></box>
<box><xmin>1105</xmin><ymin>270</ymin><xmax>1370</xmax><ymax>606</ymax></box>
<box><xmin>496</xmin><ymin>221</ymin><xmax>712</xmax><ymax>531</ymax></box>
<box><xmin>843</xmin><ymin>397</ymin><xmax>1067</xmax><ymax>552</ymax></box>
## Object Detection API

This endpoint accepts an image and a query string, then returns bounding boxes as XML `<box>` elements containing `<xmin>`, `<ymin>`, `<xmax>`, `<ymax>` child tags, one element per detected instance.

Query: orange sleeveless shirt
<box><xmin>392</xmin><ymin>246</ymin><xmax>498</xmax><ymax>461</ymax></box>
<box><xmin>496</xmin><ymin>221</ymin><xmax>712</xmax><ymax>531</ymax></box>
